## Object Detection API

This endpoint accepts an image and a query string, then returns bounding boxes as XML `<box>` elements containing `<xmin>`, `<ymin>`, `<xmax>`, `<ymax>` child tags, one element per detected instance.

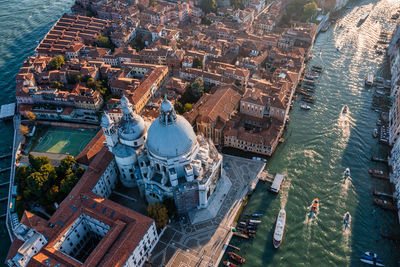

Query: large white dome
<box><xmin>146</xmin><ymin>97</ymin><xmax>197</xmax><ymax>158</ymax></box>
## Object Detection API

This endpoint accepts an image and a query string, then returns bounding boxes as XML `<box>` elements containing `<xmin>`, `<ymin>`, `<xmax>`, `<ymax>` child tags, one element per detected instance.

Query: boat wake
<box><xmin>279</xmin><ymin>172</ymin><xmax>290</xmax><ymax>210</ymax></box>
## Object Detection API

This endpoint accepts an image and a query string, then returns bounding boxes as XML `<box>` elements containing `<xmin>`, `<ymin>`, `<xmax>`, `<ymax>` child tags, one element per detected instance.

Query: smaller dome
<box><xmin>101</xmin><ymin>112</ymin><xmax>112</xmax><ymax>128</ymax></box>
<box><xmin>118</xmin><ymin>100</ymin><xmax>145</xmax><ymax>142</ymax></box>
<box><xmin>112</xmin><ymin>143</ymin><xmax>136</xmax><ymax>158</ymax></box>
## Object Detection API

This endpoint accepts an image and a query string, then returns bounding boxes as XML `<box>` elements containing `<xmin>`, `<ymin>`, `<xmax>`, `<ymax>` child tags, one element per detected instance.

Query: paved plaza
<box><xmin>150</xmin><ymin>155</ymin><xmax>265</xmax><ymax>267</ymax></box>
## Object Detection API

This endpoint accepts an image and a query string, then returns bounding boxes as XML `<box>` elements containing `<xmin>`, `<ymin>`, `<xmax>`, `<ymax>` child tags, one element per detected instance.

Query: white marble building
<box><xmin>102</xmin><ymin>96</ymin><xmax>223</xmax><ymax>213</ymax></box>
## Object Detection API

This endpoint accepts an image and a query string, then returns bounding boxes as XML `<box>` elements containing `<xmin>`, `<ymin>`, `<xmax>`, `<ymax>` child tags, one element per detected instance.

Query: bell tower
<box><xmin>101</xmin><ymin>112</ymin><xmax>118</xmax><ymax>151</ymax></box>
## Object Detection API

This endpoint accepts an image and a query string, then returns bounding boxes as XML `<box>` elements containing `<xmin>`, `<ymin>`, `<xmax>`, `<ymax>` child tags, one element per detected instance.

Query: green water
<box><xmin>225</xmin><ymin>0</ymin><xmax>400</xmax><ymax>266</ymax></box>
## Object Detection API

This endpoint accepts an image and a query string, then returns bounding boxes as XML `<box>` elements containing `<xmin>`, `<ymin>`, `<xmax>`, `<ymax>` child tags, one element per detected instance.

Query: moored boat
<box><xmin>228</xmin><ymin>252</ymin><xmax>245</xmax><ymax>264</ymax></box>
<box><xmin>301</xmin><ymin>104</ymin><xmax>311</xmax><ymax>110</ymax></box>
<box><xmin>365</xmin><ymin>73</ymin><xmax>374</xmax><ymax>86</ymax></box>
<box><xmin>273</xmin><ymin>209</ymin><xmax>286</xmax><ymax>248</ymax></box>
<box><xmin>368</xmin><ymin>169</ymin><xmax>388</xmax><ymax>179</ymax></box>
<box><xmin>344</xmin><ymin>168</ymin><xmax>350</xmax><ymax>179</ymax></box>
<box><xmin>357</xmin><ymin>12</ymin><xmax>370</xmax><ymax>27</ymax></box>
<box><xmin>360</xmin><ymin>252</ymin><xmax>384</xmax><ymax>266</ymax></box>
<box><xmin>223</xmin><ymin>261</ymin><xmax>238</xmax><ymax>267</ymax></box>
<box><xmin>251</xmin><ymin>213</ymin><xmax>263</xmax><ymax>217</ymax></box>
<box><xmin>373</xmin><ymin>198</ymin><xmax>396</xmax><ymax>211</ymax></box>
<box><xmin>343</xmin><ymin>212</ymin><xmax>351</xmax><ymax>229</ymax></box>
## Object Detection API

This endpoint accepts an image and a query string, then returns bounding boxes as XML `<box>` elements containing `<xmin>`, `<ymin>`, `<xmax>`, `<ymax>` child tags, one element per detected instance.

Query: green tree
<box><xmin>97</xmin><ymin>34</ymin><xmax>113</xmax><ymax>49</ymax></box>
<box><xmin>26</xmin><ymin>172</ymin><xmax>49</xmax><ymax>198</ymax></box>
<box><xmin>188</xmin><ymin>78</ymin><xmax>204</xmax><ymax>101</ymax></box>
<box><xmin>51</xmin><ymin>81</ymin><xmax>64</xmax><ymax>89</ymax></box>
<box><xmin>146</xmin><ymin>202</ymin><xmax>169</xmax><ymax>228</ymax></box>
<box><xmin>303</xmin><ymin>1</ymin><xmax>318</xmax><ymax>21</ymax></box>
<box><xmin>183</xmin><ymin>103</ymin><xmax>193</xmax><ymax>112</ymax></box>
<box><xmin>56</xmin><ymin>156</ymin><xmax>76</xmax><ymax>178</ymax></box>
<box><xmin>68</xmin><ymin>74</ymin><xmax>83</xmax><ymax>84</ymax></box>
<box><xmin>25</xmin><ymin>111</ymin><xmax>37</xmax><ymax>123</ymax></box>
<box><xmin>200</xmin><ymin>0</ymin><xmax>217</xmax><ymax>14</ymax></box>
<box><xmin>192</xmin><ymin>57</ymin><xmax>203</xmax><ymax>69</ymax></box>
<box><xmin>150</xmin><ymin>1</ymin><xmax>158</xmax><ymax>7</ymax></box>
<box><xmin>49</xmin><ymin>55</ymin><xmax>65</xmax><ymax>70</ymax></box>
<box><xmin>29</xmin><ymin>154</ymin><xmax>50</xmax><ymax>171</ymax></box>
<box><xmin>174</xmin><ymin>102</ymin><xmax>184</xmax><ymax>114</ymax></box>
<box><xmin>60</xmin><ymin>169</ymin><xmax>79</xmax><ymax>194</ymax></box>
<box><xmin>130</xmin><ymin>36</ymin><xmax>146</xmax><ymax>51</ymax></box>
<box><xmin>39</xmin><ymin>163</ymin><xmax>57</xmax><ymax>185</ymax></box>
<box><xmin>46</xmin><ymin>185</ymin><xmax>60</xmax><ymax>203</ymax></box>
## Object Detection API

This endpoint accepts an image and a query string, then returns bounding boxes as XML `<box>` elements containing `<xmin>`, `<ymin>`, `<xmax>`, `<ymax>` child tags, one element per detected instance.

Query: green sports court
<box><xmin>32</xmin><ymin>127</ymin><xmax>98</xmax><ymax>157</ymax></box>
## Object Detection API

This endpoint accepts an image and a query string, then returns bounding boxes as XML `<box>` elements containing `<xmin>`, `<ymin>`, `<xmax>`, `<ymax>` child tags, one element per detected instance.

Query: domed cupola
<box><xmin>146</xmin><ymin>96</ymin><xmax>197</xmax><ymax>158</ymax></box>
<box><xmin>101</xmin><ymin>112</ymin><xmax>113</xmax><ymax>128</ymax></box>
<box><xmin>117</xmin><ymin>95</ymin><xmax>146</xmax><ymax>144</ymax></box>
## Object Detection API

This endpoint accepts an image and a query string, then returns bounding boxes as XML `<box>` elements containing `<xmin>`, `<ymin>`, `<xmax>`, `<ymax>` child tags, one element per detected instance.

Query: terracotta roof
<box><xmin>76</xmin><ymin>130</ymin><xmax>106</xmax><ymax>166</ymax></box>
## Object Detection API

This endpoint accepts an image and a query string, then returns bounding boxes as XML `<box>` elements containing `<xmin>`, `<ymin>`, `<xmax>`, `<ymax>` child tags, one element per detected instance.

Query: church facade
<box><xmin>101</xmin><ymin>96</ymin><xmax>223</xmax><ymax>213</ymax></box>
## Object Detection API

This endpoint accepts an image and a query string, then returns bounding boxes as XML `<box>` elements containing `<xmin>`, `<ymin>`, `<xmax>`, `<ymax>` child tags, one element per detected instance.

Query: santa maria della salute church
<box><xmin>101</xmin><ymin>95</ymin><xmax>224</xmax><ymax>213</ymax></box>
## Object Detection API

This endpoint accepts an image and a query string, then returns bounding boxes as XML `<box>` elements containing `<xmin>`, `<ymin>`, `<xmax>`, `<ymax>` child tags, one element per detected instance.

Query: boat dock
<box><xmin>373</xmin><ymin>188</ymin><xmax>394</xmax><ymax>199</ymax></box>
<box><xmin>371</xmin><ymin>156</ymin><xmax>388</xmax><ymax>163</ymax></box>
<box><xmin>258</xmin><ymin>172</ymin><xmax>285</xmax><ymax>193</ymax></box>
<box><xmin>0</xmin><ymin>103</ymin><xmax>15</xmax><ymax>120</ymax></box>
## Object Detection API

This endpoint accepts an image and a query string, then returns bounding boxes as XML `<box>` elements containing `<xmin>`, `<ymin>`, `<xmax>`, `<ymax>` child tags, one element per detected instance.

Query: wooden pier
<box><xmin>373</xmin><ymin>188</ymin><xmax>393</xmax><ymax>199</ymax></box>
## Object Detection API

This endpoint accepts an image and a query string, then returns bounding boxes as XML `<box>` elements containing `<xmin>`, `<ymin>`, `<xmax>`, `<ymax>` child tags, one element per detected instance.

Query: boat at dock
<box><xmin>269</xmin><ymin>173</ymin><xmax>285</xmax><ymax>193</ymax></box>
<box><xmin>228</xmin><ymin>252</ymin><xmax>245</xmax><ymax>264</ymax></box>
<box><xmin>233</xmin><ymin>231</ymin><xmax>249</xmax><ymax>239</ymax></box>
<box><xmin>223</xmin><ymin>261</ymin><xmax>238</xmax><ymax>267</ymax></box>
<box><xmin>344</xmin><ymin>168</ymin><xmax>350</xmax><ymax>179</ymax></box>
<box><xmin>371</xmin><ymin>156</ymin><xmax>388</xmax><ymax>163</ymax></box>
<box><xmin>360</xmin><ymin>252</ymin><xmax>384</xmax><ymax>266</ymax></box>
<box><xmin>365</xmin><ymin>73</ymin><xmax>374</xmax><ymax>86</ymax></box>
<box><xmin>368</xmin><ymin>169</ymin><xmax>389</xmax><ymax>180</ymax></box>
<box><xmin>251</xmin><ymin>213</ymin><xmax>263</xmax><ymax>217</ymax></box>
<box><xmin>302</xmin><ymin>96</ymin><xmax>315</xmax><ymax>104</ymax></box>
<box><xmin>301</xmin><ymin>104</ymin><xmax>311</xmax><ymax>110</ymax></box>
<box><xmin>373</xmin><ymin>198</ymin><xmax>396</xmax><ymax>211</ymax></box>
<box><xmin>357</xmin><ymin>12</ymin><xmax>370</xmax><ymax>27</ymax></box>
<box><xmin>273</xmin><ymin>209</ymin><xmax>286</xmax><ymax>248</ymax></box>
<box><xmin>343</xmin><ymin>212</ymin><xmax>351</xmax><ymax>229</ymax></box>
<box><xmin>373</xmin><ymin>188</ymin><xmax>393</xmax><ymax>199</ymax></box>
<box><xmin>305</xmin><ymin>74</ymin><xmax>318</xmax><ymax>80</ymax></box>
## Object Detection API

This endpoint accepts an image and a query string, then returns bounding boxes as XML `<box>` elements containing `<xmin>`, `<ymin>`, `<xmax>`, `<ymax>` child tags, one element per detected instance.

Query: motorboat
<box><xmin>374</xmin><ymin>198</ymin><xmax>396</xmax><ymax>210</ymax></box>
<box><xmin>357</xmin><ymin>12</ymin><xmax>370</xmax><ymax>27</ymax></box>
<box><xmin>301</xmin><ymin>104</ymin><xmax>311</xmax><ymax>110</ymax></box>
<box><xmin>343</xmin><ymin>212</ymin><xmax>351</xmax><ymax>229</ymax></box>
<box><xmin>228</xmin><ymin>252</ymin><xmax>245</xmax><ymax>264</ymax></box>
<box><xmin>344</xmin><ymin>168</ymin><xmax>350</xmax><ymax>179</ymax></box>
<box><xmin>251</xmin><ymin>213</ymin><xmax>263</xmax><ymax>217</ymax></box>
<box><xmin>223</xmin><ymin>261</ymin><xmax>238</xmax><ymax>267</ymax></box>
<box><xmin>273</xmin><ymin>209</ymin><xmax>286</xmax><ymax>248</ymax></box>
<box><xmin>342</xmin><ymin>105</ymin><xmax>348</xmax><ymax>114</ymax></box>
<box><xmin>309</xmin><ymin>198</ymin><xmax>319</xmax><ymax>217</ymax></box>
<box><xmin>373</xmin><ymin>128</ymin><xmax>378</xmax><ymax>138</ymax></box>
<box><xmin>368</xmin><ymin>169</ymin><xmax>388</xmax><ymax>179</ymax></box>
<box><xmin>247</xmin><ymin>219</ymin><xmax>261</xmax><ymax>225</ymax></box>
<box><xmin>360</xmin><ymin>252</ymin><xmax>384</xmax><ymax>266</ymax></box>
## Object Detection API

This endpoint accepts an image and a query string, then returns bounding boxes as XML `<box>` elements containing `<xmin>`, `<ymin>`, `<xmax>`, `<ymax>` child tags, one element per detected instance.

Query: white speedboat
<box><xmin>344</xmin><ymin>168</ymin><xmax>350</xmax><ymax>179</ymax></box>
<box><xmin>301</xmin><ymin>104</ymin><xmax>311</xmax><ymax>110</ymax></box>
<box><xmin>273</xmin><ymin>209</ymin><xmax>286</xmax><ymax>248</ymax></box>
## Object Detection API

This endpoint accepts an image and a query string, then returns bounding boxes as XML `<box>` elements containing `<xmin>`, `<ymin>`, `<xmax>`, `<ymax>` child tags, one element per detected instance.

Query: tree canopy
<box><xmin>97</xmin><ymin>34</ymin><xmax>113</xmax><ymax>49</ymax></box>
<box><xmin>188</xmin><ymin>78</ymin><xmax>204</xmax><ymax>101</ymax></box>
<box><xmin>49</xmin><ymin>55</ymin><xmax>65</xmax><ymax>70</ymax></box>
<box><xmin>303</xmin><ymin>1</ymin><xmax>318</xmax><ymax>21</ymax></box>
<box><xmin>16</xmin><ymin>155</ymin><xmax>84</xmax><ymax>216</ymax></box>
<box><xmin>146</xmin><ymin>202</ymin><xmax>169</xmax><ymax>228</ymax></box>
<box><xmin>200</xmin><ymin>0</ymin><xmax>217</xmax><ymax>14</ymax></box>
<box><xmin>192</xmin><ymin>57</ymin><xmax>203</xmax><ymax>69</ymax></box>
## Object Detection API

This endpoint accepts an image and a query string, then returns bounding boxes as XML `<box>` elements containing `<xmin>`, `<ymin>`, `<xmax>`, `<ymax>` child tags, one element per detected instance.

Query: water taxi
<box><xmin>273</xmin><ymin>209</ymin><xmax>286</xmax><ymax>248</ymax></box>
<box><xmin>343</xmin><ymin>212</ymin><xmax>351</xmax><ymax>229</ymax></box>
<box><xmin>344</xmin><ymin>168</ymin><xmax>350</xmax><ymax>179</ymax></box>
<box><xmin>342</xmin><ymin>105</ymin><xmax>348</xmax><ymax>114</ymax></box>
<box><xmin>228</xmin><ymin>252</ymin><xmax>245</xmax><ymax>264</ymax></box>
<box><xmin>373</xmin><ymin>128</ymin><xmax>378</xmax><ymax>138</ymax></box>
<box><xmin>309</xmin><ymin>198</ymin><xmax>319</xmax><ymax>217</ymax></box>
<box><xmin>373</xmin><ymin>198</ymin><xmax>396</xmax><ymax>211</ymax></box>
<box><xmin>301</xmin><ymin>104</ymin><xmax>311</xmax><ymax>110</ymax></box>
<box><xmin>251</xmin><ymin>213</ymin><xmax>263</xmax><ymax>217</ymax></box>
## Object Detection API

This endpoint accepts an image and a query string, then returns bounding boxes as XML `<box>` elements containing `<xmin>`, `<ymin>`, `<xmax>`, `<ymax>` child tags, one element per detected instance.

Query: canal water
<box><xmin>0</xmin><ymin>0</ymin><xmax>74</xmax><ymax>263</ymax></box>
<box><xmin>226</xmin><ymin>0</ymin><xmax>400</xmax><ymax>266</ymax></box>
